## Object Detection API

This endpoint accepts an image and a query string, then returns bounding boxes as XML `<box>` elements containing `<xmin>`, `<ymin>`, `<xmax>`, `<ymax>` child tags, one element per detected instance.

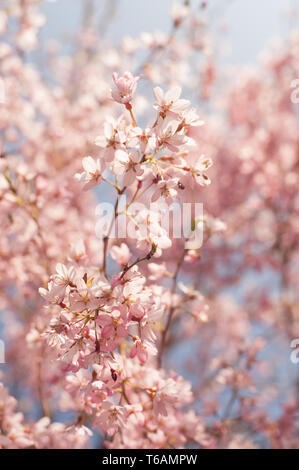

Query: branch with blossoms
<box><xmin>1</xmin><ymin>0</ymin><xmax>298</xmax><ymax>451</ymax></box>
<box><xmin>39</xmin><ymin>71</ymin><xmax>213</xmax><ymax>445</ymax></box>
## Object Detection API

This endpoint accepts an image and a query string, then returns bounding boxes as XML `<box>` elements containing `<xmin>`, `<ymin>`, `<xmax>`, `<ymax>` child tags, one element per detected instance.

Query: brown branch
<box><xmin>120</xmin><ymin>244</ymin><xmax>157</xmax><ymax>280</ymax></box>
<box><xmin>102</xmin><ymin>186</ymin><xmax>126</xmax><ymax>278</ymax></box>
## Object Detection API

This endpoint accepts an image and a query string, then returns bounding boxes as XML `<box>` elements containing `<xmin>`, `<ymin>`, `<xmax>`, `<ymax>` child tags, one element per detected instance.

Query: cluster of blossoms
<box><xmin>0</xmin><ymin>0</ymin><xmax>298</xmax><ymax>450</ymax></box>
<box><xmin>38</xmin><ymin>72</ymin><xmax>212</xmax><ymax>444</ymax></box>
<box><xmin>0</xmin><ymin>373</ymin><xmax>88</xmax><ymax>448</ymax></box>
<box><xmin>75</xmin><ymin>78</ymin><xmax>210</xmax><ymax>196</ymax></box>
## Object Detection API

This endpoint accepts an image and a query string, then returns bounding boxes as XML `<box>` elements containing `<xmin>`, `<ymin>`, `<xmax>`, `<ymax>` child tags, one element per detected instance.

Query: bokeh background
<box><xmin>38</xmin><ymin>0</ymin><xmax>298</xmax><ymax>63</ymax></box>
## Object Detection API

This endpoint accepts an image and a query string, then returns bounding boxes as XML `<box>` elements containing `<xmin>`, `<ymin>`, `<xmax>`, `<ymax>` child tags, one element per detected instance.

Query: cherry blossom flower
<box><xmin>153</xmin><ymin>379</ymin><xmax>180</xmax><ymax>416</ymax></box>
<box><xmin>97</xmin><ymin>308</ymin><xmax>128</xmax><ymax>351</ymax></box>
<box><xmin>192</xmin><ymin>155</ymin><xmax>213</xmax><ymax>186</ymax></box>
<box><xmin>110</xmin><ymin>149</ymin><xmax>143</xmax><ymax>185</ymax></box>
<box><xmin>51</xmin><ymin>263</ymin><xmax>77</xmax><ymax>289</ymax></box>
<box><xmin>69</xmin><ymin>278</ymin><xmax>99</xmax><ymax>312</ymax></box>
<box><xmin>69</xmin><ymin>240</ymin><xmax>87</xmax><ymax>263</ymax></box>
<box><xmin>130</xmin><ymin>337</ymin><xmax>158</xmax><ymax>363</ymax></box>
<box><xmin>111</xmin><ymin>71</ymin><xmax>140</xmax><ymax>104</ymax></box>
<box><xmin>130</xmin><ymin>208</ymin><xmax>172</xmax><ymax>256</ymax></box>
<box><xmin>94</xmin><ymin>118</ymin><xmax>127</xmax><ymax>162</ymax></box>
<box><xmin>181</xmin><ymin>108</ymin><xmax>205</xmax><ymax>128</ymax></box>
<box><xmin>75</xmin><ymin>156</ymin><xmax>103</xmax><ymax>190</ymax></box>
<box><xmin>123</xmin><ymin>151</ymin><xmax>144</xmax><ymax>186</ymax></box>
<box><xmin>95</xmin><ymin>401</ymin><xmax>126</xmax><ymax>436</ymax></box>
<box><xmin>39</xmin><ymin>280</ymin><xmax>65</xmax><ymax>304</ymax></box>
<box><xmin>151</xmin><ymin>176</ymin><xmax>179</xmax><ymax>204</ymax></box>
<box><xmin>155</xmin><ymin>116</ymin><xmax>190</xmax><ymax>152</ymax></box>
<box><xmin>110</xmin><ymin>149</ymin><xmax>130</xmax><ymax>176</ymax></box>
<box><xmin>129</xmin><ymin>127</ymin><xmax>157</xmax><ymax>154</ymax></box>
<box><xmin>153</xmin><ymin>86</ymin><xmax>190</xmax><ymax>117</ymax></box>
<box><xmin>148</xmin><ymin>262</ymin><xmax>168</xmax><ymax>280</ymax></box>
<box><xmin>110</xmin><ymin>243</ymin><xmax>131</xmax><ymax>265</ymax></box>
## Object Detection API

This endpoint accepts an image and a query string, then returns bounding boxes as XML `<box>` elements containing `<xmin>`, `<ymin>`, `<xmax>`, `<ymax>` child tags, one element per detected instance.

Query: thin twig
<box><xmin>102</xmin><ymin>185</ymin><xmax>126</xmax><ymax>278</ymax></box>
<box><xmin>120</xmin><ymin>244</ymin><xmax>157</xmax><ymax>280</ymax></box>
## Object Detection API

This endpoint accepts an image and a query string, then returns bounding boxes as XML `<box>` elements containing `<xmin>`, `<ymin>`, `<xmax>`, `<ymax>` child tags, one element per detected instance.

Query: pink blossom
<box><xmin>130</xmin><ymin>338</ymin><xmax>157</xmax><ymax>363</ymax></box>
<box><xmin>153</xmin><ymin>379</ymin><xmax>180</xmax><ymax>416</ymax></box>
<box><xmin>98</xmin><ymin>308</ymin><xmax>128</xmax><ymax>350</ymax></box>
<box><xmin>111</xmin><ymin>71</ymin><xmax>140</xmax><ymax>104</ymax></box>
<box><xmin>95</xmin><ymin>401</ymin><xmax>126</xmax><ymax>436</ymax></box>
<box><xmin>69</xmin><ymin>240</ymin><xmax>87</xmax><ymax>263</ymax></box>
<box><xmin>123</xmin><ymin>151</ymin><xmax>144</xmax><ymax>187</ymax></box>
<box><xmin>39</xmin><ymin>280</ymin><xmax>65</xmax><ymax>304</ymax></box>
<box><xmin>153</xmin><ymin>86</ymin><xmax>190</xmax><ymax>117</ymax></box>
<box><xmin>148</xmin><ymin>262</ymin><xmax>168</xmax><ymax>280</ymax></box>
<box><xmin>151</xmin><ymin>176</ymin><xmax>179</xmax><ymax>204</ymax></box>
<box><xmin>192</xmin><ymin>155</ymin><xmax>213</xmax><ymax>186</ymax></box>
<box><xmin>69</xmin><ymin>278</ymin><xmax>99</xmax><ymax>312</ymax></box>
<box><xmin>95</xmin><ymin>118</ymin><xmax>127</xmax><ymax>162</ymax></box>
<box><xmin>155</xmin><ymin>117</ymin><xmax>190</xmax><ymax>152</ymax></box>
<box><xmin>75</xmin><ymin>156</ymin><xmax>103</xmax><ymax>190</ymax></box>
<box><xmin>52</xmin><ymin>263</ymin><xmax>77</xmax><ymax>288</ymax></box>
<box><xmin>110</xmin><ymin>243</ymin><xmax>131</xmax><ymax>265</ymax></box>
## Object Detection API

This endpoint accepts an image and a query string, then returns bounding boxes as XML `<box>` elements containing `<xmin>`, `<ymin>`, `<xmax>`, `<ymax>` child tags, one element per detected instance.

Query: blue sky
<box><xmin>40</xmin><ymin>0</ymin><xmax>299</xmax><ymax>64</ymax></box>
